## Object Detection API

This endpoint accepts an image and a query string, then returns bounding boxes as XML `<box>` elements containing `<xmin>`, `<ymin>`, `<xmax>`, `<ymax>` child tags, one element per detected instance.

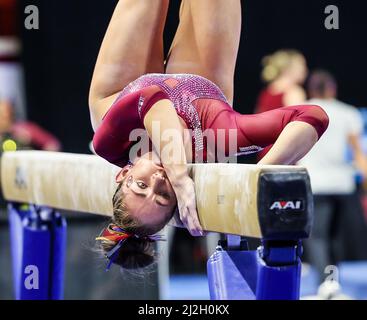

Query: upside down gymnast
<box><xmin>89</xmin><ymin>0</ymin><xmax>329</xmax><ymax>270</ymax></box>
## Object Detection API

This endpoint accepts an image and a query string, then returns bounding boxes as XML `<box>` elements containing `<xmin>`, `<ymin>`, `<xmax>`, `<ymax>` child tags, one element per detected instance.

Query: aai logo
<box><xmin>269</xmin><ymin>200</ymin><xmax>303</xmax><ymax>211</ymax></box>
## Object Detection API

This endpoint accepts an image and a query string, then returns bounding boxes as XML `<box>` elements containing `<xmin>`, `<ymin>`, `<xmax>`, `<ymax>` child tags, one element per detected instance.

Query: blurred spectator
<box><xmin>299</xmin><ymin>70</ymin><xmax>367</xmax><ymax>283</ymax></box>
<box><xmin>0</xmin><ymin>0</ymin><xmax>26</xmax><ymax>120</ymax></box>
<box><xmin>254</xmin><ymin>49</ymin><xmax>308</xmax><ymax>160</ymax></box>
<box><xmin>0</xmin><ymin>1</ymin><xmax>60</xmax><ymax>153</ymax></box>
<box><xmin>255</xmin><ymin>49</ymin><xmax>307</xmax><ymax>113</ymax></box>
<box><xmin>0</xmin><ymin>99</ymin><xmax>61</xmax><ymax>153</ymax></box>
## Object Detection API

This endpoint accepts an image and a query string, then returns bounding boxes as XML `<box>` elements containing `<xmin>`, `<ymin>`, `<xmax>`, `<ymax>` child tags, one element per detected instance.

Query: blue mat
<box><xmin>169</xmin><ymin>275</ymin><xmax>210</xmax><ymax>300</ymax></box>
<box><xmin>339</xmin><ymin>262</ymin><xmax>367</xmax><ymax>299</ymax></box>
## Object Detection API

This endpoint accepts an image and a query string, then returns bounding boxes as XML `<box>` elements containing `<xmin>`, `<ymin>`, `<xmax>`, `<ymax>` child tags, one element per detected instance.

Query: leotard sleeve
<box><xmin>92</xmin><ymin>85</ymin><xmax>169</xmax><ymax>167</ymax></box>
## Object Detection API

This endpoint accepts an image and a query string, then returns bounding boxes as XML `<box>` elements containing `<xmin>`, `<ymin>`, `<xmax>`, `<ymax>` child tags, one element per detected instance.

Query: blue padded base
<box><xmin>207</xmin><ymin>249</ymin><xmax>302</xmax><ymax>300</ymax></box>
<box><xmin>9</xmin><ymin>205</ymin><xmax>67</xmax><ymax>300</ymax></box>
<box><xmin>207</xmin><ymin>250</ymin><xmax>259</xmax><ymax>300</ymax></box>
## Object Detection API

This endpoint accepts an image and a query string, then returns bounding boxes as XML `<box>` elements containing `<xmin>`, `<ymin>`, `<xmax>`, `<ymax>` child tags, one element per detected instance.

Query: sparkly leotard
<box><xmin>118</xmin><ymin>73</ymin><xmax>228</xmax><ymax>155</ymax></box>
<box><xmin>93</xmin><ymin>73</ymin><xmax>329</xmax><ymax>168</ymax></box>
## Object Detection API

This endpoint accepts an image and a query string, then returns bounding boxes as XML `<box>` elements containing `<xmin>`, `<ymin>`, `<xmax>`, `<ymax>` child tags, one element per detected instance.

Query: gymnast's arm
<box><xmin>259</xmin><ymin>106</ymin><xmax>329</xmax><ymax>165</ymax></box>
<box><xmin>143</xmin><ymin>99</ymin><xmax>204</xmax><ymax>236</ymax></box>
<box><xmin>234</xmin><ymin>104</ymin><xmax>330</xmax><ymax>165</ymax></box>
<box><xmin>258</xmin><ymin>121</ymin><xmax>320</xmax><ymax>165</ymax></box>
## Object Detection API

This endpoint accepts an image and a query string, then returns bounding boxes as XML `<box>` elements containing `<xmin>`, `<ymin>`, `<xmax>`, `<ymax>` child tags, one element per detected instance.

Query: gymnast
<box><xmin>89</xmin><ymin>0</ymin><xmax>329</xmax><ymax>270</ymax></box>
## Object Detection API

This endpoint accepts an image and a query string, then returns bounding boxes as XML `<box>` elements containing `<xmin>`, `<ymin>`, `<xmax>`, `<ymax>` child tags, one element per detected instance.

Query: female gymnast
<box><xmin>89</xmin><ymin>1</ymin><xmax>329</xmax><ymax>270</ymax></box>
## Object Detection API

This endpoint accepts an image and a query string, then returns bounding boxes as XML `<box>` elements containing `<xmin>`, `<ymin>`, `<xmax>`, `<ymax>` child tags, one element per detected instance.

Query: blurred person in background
<box><xmin>255</xmin><ymin>49</ymin><xmax>308</xmax><ymax>113</ymax></box>
<box><xmin>0</xmin><ymin>0</ymin><xmax>26</xmax><ymax>120</ymax></box>
<box><xmin>0</xmin><ymin>0</ymin><xmax>61</xmax><ymax>154</ymax></box>
<box><xmin>299</xmin><ymin>69</ymin><xmax>367</xmax><ymax>284</ymax></box>
<box><xmin>255</xmin><ymin>49</ymin><xmax>308</xmax><ymax>160</ymax></box>
<box><xmin>0</xmin><ymin>99</ymin><xmax>61</xmax><ymax>153</ymax></box>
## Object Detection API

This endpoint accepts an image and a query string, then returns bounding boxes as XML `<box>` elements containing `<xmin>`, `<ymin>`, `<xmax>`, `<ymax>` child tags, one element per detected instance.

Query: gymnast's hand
<box><xmin>173</xmin><ymin>175</ymin><xmax>205</xmax><ymax>237</ymax></box>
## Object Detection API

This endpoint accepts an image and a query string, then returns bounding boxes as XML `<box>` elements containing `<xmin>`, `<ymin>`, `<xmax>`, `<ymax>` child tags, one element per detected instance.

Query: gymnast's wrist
<box><xmin>164</xmin><ymin>164</ymin><xmax>189</xmax><ymax>188</ymax></box>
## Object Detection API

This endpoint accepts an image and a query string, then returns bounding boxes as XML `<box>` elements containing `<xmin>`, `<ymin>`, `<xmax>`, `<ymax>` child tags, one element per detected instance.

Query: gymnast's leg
<box><xmin>165</xmin><ymin>0</ymin><xmax>241</xmax><ymax>105</ymax></box>
<box><xmin>89</xmin><ymin>0</ymin><xmax>169</xmax><ymax>131</ymax></box>
<box><xmin>235</xmin><ymin>105</ymin><xmax>329</xmax><ymax>165</ymax></box>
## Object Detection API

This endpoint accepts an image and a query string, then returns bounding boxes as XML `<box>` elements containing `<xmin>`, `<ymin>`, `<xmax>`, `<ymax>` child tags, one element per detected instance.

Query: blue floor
<box><xmin>339</xmin><ymin>262</ymin><xmax>367</xmax><ymax>299</ymax></box>
<box><xmin>168</xmin><ymin>262</ymin><xmax>367</xmax><ymax>300</ymax></box>
<box><xmin>169</xmin><ymin>275</ymin><xmax>210</xmax><ymax>300</ymax></box>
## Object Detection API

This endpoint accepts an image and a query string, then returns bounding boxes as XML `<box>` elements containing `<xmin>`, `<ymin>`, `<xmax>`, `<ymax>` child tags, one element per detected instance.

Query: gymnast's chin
<box><xmin>95</xmin><ymin>152</ymin><xmax>177</xmax><ymax>271</ymax></box>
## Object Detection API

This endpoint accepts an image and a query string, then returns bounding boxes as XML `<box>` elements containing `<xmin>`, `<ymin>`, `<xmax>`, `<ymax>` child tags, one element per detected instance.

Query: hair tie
<box><xmin>95</xmin><ymin>224</ymin><xmax>133</xmax><ymax>242</ymax></box>
<box><xmin>96</xmin><ymin>224</ymin><xmax>166</xmax><ymax>271</ymax></box>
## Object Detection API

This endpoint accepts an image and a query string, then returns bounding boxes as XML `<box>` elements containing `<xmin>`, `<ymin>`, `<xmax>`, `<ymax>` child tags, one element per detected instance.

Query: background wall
<box><xmin>19</xmin><ymin>0</ymin><xmax>367</xmax><ymax>154</ymax></box>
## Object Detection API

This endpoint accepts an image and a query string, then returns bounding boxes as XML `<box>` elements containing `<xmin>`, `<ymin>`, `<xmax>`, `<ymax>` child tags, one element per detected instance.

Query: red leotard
<box><xmin>93</xmin><ymin>74</ymin><xmax>328</xmax><ymax>167</ymax></box>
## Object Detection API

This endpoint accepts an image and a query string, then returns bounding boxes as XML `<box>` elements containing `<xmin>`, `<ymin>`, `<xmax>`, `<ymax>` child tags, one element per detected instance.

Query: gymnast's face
<box><xmin>117</xmin><ymin>157</ymin><xmax>177</xmax><ymax>226</ymax></box>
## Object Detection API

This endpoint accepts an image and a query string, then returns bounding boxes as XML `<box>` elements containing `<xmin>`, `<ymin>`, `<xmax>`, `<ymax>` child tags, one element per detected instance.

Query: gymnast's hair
<box><xmin>97</xmin><ymin>176</ymin><xmax>173</xmax><ymax>270</ymax></box>
<box><xmin>261</xmin><ymin>49</ymin><xmax>304</xmax><ymax>83</ymax></box>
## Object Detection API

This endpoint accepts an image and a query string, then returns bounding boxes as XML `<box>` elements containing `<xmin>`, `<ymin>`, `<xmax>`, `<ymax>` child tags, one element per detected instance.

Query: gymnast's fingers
<box><xmin>187</xmin><ymin>206</ymin><xmax>204</xmax><ymax>236</ymax></box>
<box><xmin>186</xmin><ymin>217</ymin><xmax>202</xmax><ymax>237</ymax></box>
<box><xmin>178</xmin><ymin>204</ymin><xmax>201</xmax><ymax>236</ymax></box>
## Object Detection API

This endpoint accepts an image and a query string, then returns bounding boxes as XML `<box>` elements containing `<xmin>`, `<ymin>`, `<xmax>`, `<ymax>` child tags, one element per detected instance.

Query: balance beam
<box><xmin>1</xmin><ymin>151</ymin><xmax>311</xmax><ymax>238</ymax></box>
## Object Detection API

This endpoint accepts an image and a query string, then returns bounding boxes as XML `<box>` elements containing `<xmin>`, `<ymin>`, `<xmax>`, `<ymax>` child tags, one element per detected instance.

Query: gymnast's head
<box><xmin>97</xmin><ymin>153</ymin><xmax>177</xmax><ymax>270</ymax></box>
